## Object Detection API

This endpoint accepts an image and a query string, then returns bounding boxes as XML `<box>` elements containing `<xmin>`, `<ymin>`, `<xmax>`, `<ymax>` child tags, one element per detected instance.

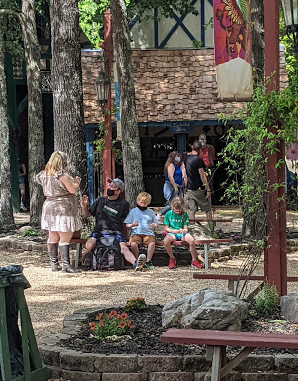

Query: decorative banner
<box><xmin>213</xmin><ymin>0</ymin><xmax>253</xmax><ymax>100</ymax></box>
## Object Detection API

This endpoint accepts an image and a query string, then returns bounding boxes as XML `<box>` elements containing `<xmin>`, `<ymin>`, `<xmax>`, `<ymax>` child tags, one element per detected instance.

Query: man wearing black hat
<box><xmin>82</xmin><ymin>178</ymin><xmax>144</xmax><ymax>269</ymax></box>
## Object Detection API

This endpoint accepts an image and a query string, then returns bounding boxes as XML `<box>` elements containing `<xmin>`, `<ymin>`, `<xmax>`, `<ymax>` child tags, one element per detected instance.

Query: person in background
<box><xmin>163</xmin><ymin>197</ymin><xmax>202</xmax><ymax>270</ymax></box>
<box><xmin>198</xmin><ymin>134</ymin><xmax>216</xmax><ymax>193</ymax></box>
<box><xmin>19</xmin><ymin>161</ymin><xmax>27</xmax><ymax>211</ymax></box>
<box><xmin>36</xmin><ymin>151</ymin><xmax>81</xmax><ymax>273</ymax></box>
<box><xmin>184</xmin><ymin>141</ymin><xmax>213</xmax><ymax>231</ymax></box>
<box><xmin>158</xmin><ymin>151</ymin><xmax>186</xmax><ymax>219</ymax></box>
<box><xmin>125</xmin><ymin>192</ymin><xmax>158</xmax><ymax>270</ymax></box>
<box><xmin>81</xmin><ymin>178</ymin><xmax>146</xmax><ymax>271</ymax></box>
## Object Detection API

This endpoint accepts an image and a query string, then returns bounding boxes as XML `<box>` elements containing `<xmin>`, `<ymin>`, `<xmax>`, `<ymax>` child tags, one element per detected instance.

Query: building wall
<box><xmin>81</xmin><ymin>48</ymin><xmax>288</xmax><ymax>125</ymax></box>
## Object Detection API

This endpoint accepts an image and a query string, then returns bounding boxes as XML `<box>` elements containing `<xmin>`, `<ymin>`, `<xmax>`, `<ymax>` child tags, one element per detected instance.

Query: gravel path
<box><xmin>2</xmin><ymin>247</ymin><xmax>298</xmax><ymax>344</ymax></box>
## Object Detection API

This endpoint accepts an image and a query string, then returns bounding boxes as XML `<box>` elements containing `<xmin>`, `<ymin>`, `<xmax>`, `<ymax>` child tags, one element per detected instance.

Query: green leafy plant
<box><xmin>124</xmin><ymin>297</ymin><xmax>147</xmax><ymax>312</ymax></box>
<box><xmin>21</xmin><ymin>228</ymin><xmax>38</xmax><ymax>237</ymax></box>
<box><xmin>93</xmin><ymin>122</ymin><xmax>123</xmax><ymax>166</ymax></box>
<box><xmin>254</xmin><ymin>281</ymin><xmax>279</xmax><ymax>315</ymax></box>
<box><xmin>89</xmin><ymin>310</ymin><xmax>135</xmax><ymax>339</ymax></box>
<box><xmin>192</xmin><ymin>39</ymin><xmax>202</xmax><ymax>49</ymax></box>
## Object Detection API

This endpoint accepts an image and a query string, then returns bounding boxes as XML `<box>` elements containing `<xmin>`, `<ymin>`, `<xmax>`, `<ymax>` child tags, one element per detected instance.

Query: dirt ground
<box><xmin>2</xmin><ymin>207</ymin><xmax>298</xmax><ymax>345</ymax></box>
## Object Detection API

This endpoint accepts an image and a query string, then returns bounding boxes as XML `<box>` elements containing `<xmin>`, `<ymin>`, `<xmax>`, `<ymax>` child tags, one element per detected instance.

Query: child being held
<box><xmin>124</xmin><ymin>192</ymin><xmax>158</xmax><ymax>270</ymax></box>
<box><xmin>163</xmin><ymin>196</ymin><xmax>203</xmax><ymax>270</ymax></box>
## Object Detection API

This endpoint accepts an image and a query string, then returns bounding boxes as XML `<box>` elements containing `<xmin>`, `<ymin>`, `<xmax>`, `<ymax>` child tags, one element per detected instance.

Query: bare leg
<box><xmin>184</xmin><ymin>234</ymin><xmax>197</xmax><ymax>261</ymax></box>
<box><xmin>120</xmin><ymin>243</ymin><xmax>137</xmax><ymax>265</ymax></box>
<box><xmin>163</xmin><ymin>235</ymin><xmax>175</xmax><ymax>258</ymax></box>
<box><xmin>48</xmin><ymin>231</ymin><xmax>59</xmax><ymax>244</ymax></box>
<box><xmin>130</xmin><ymin>242</ymin><xmax>139</xmax><ymax>258</ymax></box>
<box><xmin>85</xmin><ymin>237</ymin><xmax>96</xmax><ymax>252</ymax></box>
<box><xmin>146</xmin><ymin>242</ymin><xmax>155</xmax><ymax>262</ymax></box>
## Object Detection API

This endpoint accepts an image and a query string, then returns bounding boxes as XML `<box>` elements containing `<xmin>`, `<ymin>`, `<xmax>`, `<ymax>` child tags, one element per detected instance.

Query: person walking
<box><xmin>36</xmin><ymin>151</ymin><xmax>81</xmax><ymax>273</ymax></box>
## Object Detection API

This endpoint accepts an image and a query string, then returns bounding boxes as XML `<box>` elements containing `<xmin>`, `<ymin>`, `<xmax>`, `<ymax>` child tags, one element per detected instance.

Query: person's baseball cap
<box><xmin>107</xmin><ymin>178</ymin><xmax>124</xmax><ymax>192</ymax></box>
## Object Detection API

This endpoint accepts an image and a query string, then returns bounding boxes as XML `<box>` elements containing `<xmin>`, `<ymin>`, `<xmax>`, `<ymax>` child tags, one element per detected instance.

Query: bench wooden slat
<box><xmin>189</xmin><ymin>218</ymin><xmax>234</xmax><ymax>223</ymax></box>
<box><xmin>160</xmin><ymin>329</ymin><xmax>298</xmax><ymax>349</ymax></box>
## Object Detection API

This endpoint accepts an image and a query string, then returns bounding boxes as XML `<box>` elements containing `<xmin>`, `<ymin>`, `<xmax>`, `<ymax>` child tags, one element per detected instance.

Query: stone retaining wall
<box><xmin>39</xmin><ymin>307</ymin><xmax>298</xmax><ymax>381</ymax></box>
<box><xmin>1</xmin><ymin>236</ymin><xmax>298</xmax><ymax>268</ymax></box>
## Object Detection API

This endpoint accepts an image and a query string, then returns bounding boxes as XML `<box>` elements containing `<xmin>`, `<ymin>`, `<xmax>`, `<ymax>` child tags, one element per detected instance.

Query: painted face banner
<box><xmin>213</xmin><ymin>0</ymin><xmax>253</xmax><ymax>99</ymax></box>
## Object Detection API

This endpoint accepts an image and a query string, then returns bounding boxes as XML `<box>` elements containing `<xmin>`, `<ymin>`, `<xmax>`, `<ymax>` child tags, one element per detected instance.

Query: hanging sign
<box><xmin>213</xmin><ymin>0</ymin><xmax>253</xmax><ymax>100</ymax></box>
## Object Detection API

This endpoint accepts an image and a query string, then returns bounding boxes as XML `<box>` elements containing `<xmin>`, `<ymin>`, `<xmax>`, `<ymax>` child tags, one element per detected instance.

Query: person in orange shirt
<box><xmin>198</xmin><ymin>134</ymin><xmax>215</xmax><ymax>170</ymax></box>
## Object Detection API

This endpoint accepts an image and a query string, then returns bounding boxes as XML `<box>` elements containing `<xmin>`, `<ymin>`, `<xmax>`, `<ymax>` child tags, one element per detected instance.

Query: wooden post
<box><xmin>264</xmin><ymin>0</ymin><xmax>287</xmax><ymax>296</ymax></box>
<box><xmin>102</xmin><ymin>9</ymin><xmax>115</xmax><ymax>195</ymax></box>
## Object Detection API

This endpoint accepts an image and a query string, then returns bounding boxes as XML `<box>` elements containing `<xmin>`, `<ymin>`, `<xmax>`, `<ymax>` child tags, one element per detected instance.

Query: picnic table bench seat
<box><xmin>193</xmin><ymin>273</ymin><xmax>298</xmax><ymax>294</ymax></box>
<box><xmin>70</xmin><ymin>237</ymin><xmax>233</xmax><ymax>270</ymax></box>
<box><xmin>160</xmin><ymin>328</ymin><xmax>298</xmax><ymax>381</ymax></box>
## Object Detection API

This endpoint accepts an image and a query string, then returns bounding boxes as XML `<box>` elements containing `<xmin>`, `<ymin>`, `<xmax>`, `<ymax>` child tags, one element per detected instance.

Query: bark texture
<box><xmin>0</xmin><ymin>20</ymin><xmax>15</xmax><ymax>230</ymax></box>
<box><xmin>20</xmin><ymin>0</ymin><xmax>45</xmax><ymax>226</ymax></box>
<box><xmin>50</xmin><ymin>0</ymin><xmax>87</xmax><ymax>191</ymax></box>
<box><xmin>110</xmin><ymin>0</ymin><xmax>144</xmax><ymax>207</ymax></box>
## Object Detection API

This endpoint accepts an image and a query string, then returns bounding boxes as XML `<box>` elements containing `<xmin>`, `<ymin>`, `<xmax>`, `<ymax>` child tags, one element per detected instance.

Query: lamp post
<box><xmin>281</xmin><ymin>0</ymin><xmax>298</xmax><ymax>53</ymax></box>
<box><xmin>96</xmin><ymin>9</ymin><xmax>115</xmax><ymax>195</ymax></box>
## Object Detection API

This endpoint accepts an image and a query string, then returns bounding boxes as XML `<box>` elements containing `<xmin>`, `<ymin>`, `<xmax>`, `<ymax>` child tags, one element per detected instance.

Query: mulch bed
<box><xmin>59</xmin><ymin>305</ymin><xmax>298</xmax><ymax>356</ymax></box>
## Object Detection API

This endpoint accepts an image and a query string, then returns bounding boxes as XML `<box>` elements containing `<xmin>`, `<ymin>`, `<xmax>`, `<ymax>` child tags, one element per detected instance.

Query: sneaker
<box><xmin>134</xmin><ymin>254</ymin><xmax>146</xmax><ymax>271</ymax></box>
<box><xmin>20</xmin><ymin>203</ymin><xmax>27</xmax><ymax>211</ymax></box>
<box><xmin>145</xmin><ymin>260</ymin><xmax>154</xmax><ymax>270</ymax></box>
<box><xmin>191</xmin><ymin>260</ymin><xmax>203</xmax><ymax>269</ymax></box>
<box><xmin>156</xmin><ymin>213</ymin><xmax>163</xmax><ymax>224</ymax></box>
<box><xmin>168</xmin><ymin>258</ymin><xmax>176</xmax><ymax>269</ymax></box>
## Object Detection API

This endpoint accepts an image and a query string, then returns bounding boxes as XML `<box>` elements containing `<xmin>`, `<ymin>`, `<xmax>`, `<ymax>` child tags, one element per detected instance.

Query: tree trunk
<box><xmin>50</xmin><ymin>0</ymin><xmax>87</xmax><ymax>190</ymax></box>
<box><xmin>20</xmin><ymin>0</ymin><xmax>45</xmax><ymax>226</ymax></box>
<box><xmin>0</xmin><ymin>20</ymin><xmax>15</xmax><ymax>230</ymax></box>
<box><xmin>110</xmin><ymin>0</ymin><xmax>144</xmax><ymax>207</ymax></box>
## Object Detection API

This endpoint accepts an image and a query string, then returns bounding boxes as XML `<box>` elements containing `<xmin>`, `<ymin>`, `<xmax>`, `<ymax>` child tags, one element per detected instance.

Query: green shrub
<box><xmin>21</xmin><ymin>228</ymin><xmax>38</xmax><ymax>237</ymax></box>
<box><xmin>124</xmin><ymin>297</ymin><xmax>147</xmax><ymax>312</ymax></box>
<box><xmin>254</xmin><ymin>281</ymin><xmax>279</xmax><ymax>315</ymax></box>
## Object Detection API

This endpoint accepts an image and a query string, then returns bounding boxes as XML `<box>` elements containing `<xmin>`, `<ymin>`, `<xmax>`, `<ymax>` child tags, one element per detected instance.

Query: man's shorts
<box><xmin>90</xmin><ymin>230</ymin><xmax>126</xmax><ymax>243</ymax></box>
<box><xmin>185</xmin><ymin>189</ymin><xmax>212</xmax><ymax>213</ymax></box>
<box><xmin>168</xmin><ymin>233</ymin><xmax>190</xmax><ymax>241</ymax></box>
<box><xmin>129</xmin><ymin>234</ymin><xmax>155</xmax><ymax>247</ymax></box>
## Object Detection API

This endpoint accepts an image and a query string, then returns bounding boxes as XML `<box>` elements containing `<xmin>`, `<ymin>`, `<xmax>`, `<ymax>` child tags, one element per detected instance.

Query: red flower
<box><xmin>99</xmin><ymin>322</ymin><xmax>104</xmax><ymax>327</ymax></box>
<box><xmin>109</xmin><ymin>310</ymin><xmax>117</xmax><ymax>317</ymax></box>
<box><xmin>95</xmin><ymin>313</ymin><xmax>103</xmax><ymax>320</ymax></box>
<box><xmin>118</xmin><ymin>321</ymin><xmax>126</xmax><ymax>329</ymax></box>
<box><xmin>120</xmin><ymin>312</ymin><xmax>128</xmax><ymax>319</ymax></box>
<box><xmin>89</xmin><ymin>322</ymin><xmax>96</xmax><ymax>331</ymax></box>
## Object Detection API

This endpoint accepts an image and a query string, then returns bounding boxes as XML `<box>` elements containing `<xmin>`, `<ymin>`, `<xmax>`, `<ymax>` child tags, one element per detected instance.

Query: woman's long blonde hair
<box><xmin>44</xmin><ymin>151</ymin><xmax>67</xmax><ymax>176</ymax></box>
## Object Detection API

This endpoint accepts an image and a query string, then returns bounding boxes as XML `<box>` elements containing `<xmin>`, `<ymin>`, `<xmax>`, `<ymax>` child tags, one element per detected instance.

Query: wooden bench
<box><xmin>160</xmin><ymin>328</ymin><xmax>298</xmax><ymax>381</ymax></box>
<box><xmin>70</xmin><ymin>237</ymin><xmax>233</xmax><ymax>270</ymax></box>
<box><xmin>189</xmin><ymin>218</ymin><xmax>234</xmax><ymax>223</ymax></box>
<box><xmin>193</xmin><ymin>273</ymin><xmax>298</xmax><ymax>294</ymax></box>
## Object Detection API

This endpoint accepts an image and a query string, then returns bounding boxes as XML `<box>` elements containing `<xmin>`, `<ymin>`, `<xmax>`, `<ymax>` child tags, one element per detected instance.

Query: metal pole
<box><xmin>102</xmin><ymin>9</ymin><xmax>115</xmax><ymax>195</ymax></box>
<box><xmin>264</xmin><ymin>0</ymin><xmax>287</xmax><ymax>296</ymax></box>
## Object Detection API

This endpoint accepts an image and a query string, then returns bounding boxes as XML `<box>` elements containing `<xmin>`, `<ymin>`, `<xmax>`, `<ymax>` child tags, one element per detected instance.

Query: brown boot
<box><xmin>47</xmin><ymin>243</ymin><xmax>61</xmax><ymax>272</ymax></box>
<box><xmin>60</xmin><ymin>245</ymin><xmax>78</xmax><ymax>273</ymax></box>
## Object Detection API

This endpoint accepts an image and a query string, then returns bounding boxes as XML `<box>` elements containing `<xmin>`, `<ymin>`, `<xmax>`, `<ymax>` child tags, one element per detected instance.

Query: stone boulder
<box><xmin>280</xmin><ymin>293</ymin><xmax>298</xmax><ymax>323</ymax></box>
<box><xmin>162</xmin><ymin>288</ymin><xmax>249</xmax><ymax>331</ymax></box>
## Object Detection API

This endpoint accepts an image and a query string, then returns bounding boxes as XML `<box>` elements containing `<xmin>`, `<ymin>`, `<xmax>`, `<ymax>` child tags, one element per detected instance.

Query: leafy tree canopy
<box><xmin>0</xmin><ymin>0</ymin><xmax>23</xmax><ymax>56</ymax></box>
<box><xmin>79</xmin><ymin>0</ymin><xmax>198</xmax><ymax>48</ymax></box>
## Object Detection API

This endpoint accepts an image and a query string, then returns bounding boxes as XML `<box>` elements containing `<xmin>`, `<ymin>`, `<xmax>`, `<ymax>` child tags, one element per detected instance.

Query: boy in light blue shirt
<box><xmin>124</xmin><ymin>192</ymin><xmax>157</xmax><ymax>270</ymax></box>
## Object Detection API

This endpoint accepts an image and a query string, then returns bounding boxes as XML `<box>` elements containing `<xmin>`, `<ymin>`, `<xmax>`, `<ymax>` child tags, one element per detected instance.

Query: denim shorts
<box><xmin>168</xmin><ymin>233</ymin><xmax>190</xmax><ymax>241</ymax></box>
<box><xmin>91</xmin><ymin>231</ymin><xmax>126</xmax><ymax>243</ymax></box>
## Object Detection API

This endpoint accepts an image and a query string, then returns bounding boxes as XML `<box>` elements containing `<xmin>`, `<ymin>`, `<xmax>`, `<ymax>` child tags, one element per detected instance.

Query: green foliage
<box><xmin>21</xmin><ymin>228</ymin><xmax>38</xmax><ymax>237</ymax></box>
<box><xmin>93</xmin><ymin>122</ymin><xmax>123</xmax><ymax>166</ymax></box>
<box><xmin>0</xmin><ymin>0</ymin><xmax>23</xmax><ymax>57</ymax></box>
<box><xmin>254</xmin><ymin>281</ymin><xmax>279</xmax><ymax>315</ymax></box>
<box><xmin>124</xmin><ymin>297</ymin><xmax>147</xmax><ymax>312</ymax></box>
<box><xmin>192</xmin><ymin>39</ymin><xmax>202</xmax><ymax>49</ymax></box>
<box><xmin>89</xmin><ymin>310</ymin><xmax>135</xmax><ymax>339</ymax></box>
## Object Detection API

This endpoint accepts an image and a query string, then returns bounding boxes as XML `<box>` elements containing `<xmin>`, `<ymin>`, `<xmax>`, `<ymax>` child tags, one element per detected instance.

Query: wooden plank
<box><xmin>189</xmin><ymin>218</ymin><xmax>234</xmax><ymax>223</ymax></box>
<box><xmin>211</xmin><ymin>346</ymin><xmax>221</xmax><ymax>381</ymax></box>
<box><xmin>193</xmin><ymin>274</ymin><xmax>264</xmax><ymax>281</ymax></box>
<box><xmin>220</xmin><ymin>346</ymin><xmax>254</xmax><ymax>379</ymax></box>
<box><xmin>0</xmin><ymin>287</ymin><xmax>12</xmax><ymax>381</ymax></box>
<box><xmin>160</xmin><ymin>329</ymin><xmax>298</xmax><ymax>349</ymax></box>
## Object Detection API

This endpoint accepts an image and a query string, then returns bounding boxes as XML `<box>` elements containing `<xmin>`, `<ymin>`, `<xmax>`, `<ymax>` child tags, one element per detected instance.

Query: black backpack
<box><xmin>92</xmin><ymin>236</ymin><xmax>124</xmax><ymax>271</ymax></box>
